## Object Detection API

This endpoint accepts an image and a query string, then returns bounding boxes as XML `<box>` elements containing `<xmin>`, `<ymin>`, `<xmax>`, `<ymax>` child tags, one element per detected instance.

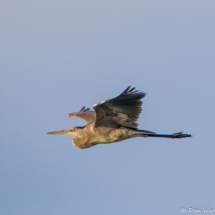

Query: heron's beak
<box><xmin>47</xmin><ymin>129</ymin><xmax>69</xmax><ymax>135</ymax></box>
<box><xmin>67</xmin><ymin>113</ymin><xmax>74</xmax><ymax>117</ymax></box>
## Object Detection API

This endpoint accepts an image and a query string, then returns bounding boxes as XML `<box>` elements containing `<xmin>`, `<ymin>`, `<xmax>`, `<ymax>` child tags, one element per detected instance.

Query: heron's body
<box><xmin>47</xmin><ymin>86</ymin><xmax>192</xmax><ymax>149</ymax></box>
<box><xmin>71</xmin><ymin>124</ymin><xmax>150</xmax><ymax>149</ymax></box>
<box><xmin>71</xmin><ymin>123</ymin><xmax>127</xmax><ymax>149</ymax></box>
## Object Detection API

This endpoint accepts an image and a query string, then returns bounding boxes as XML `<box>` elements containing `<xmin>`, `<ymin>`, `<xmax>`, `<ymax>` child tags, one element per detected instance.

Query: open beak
<box><xmin>47</xmin><ymin>130</ymin><xmax>68</xmax><ymax>135</ymax></box>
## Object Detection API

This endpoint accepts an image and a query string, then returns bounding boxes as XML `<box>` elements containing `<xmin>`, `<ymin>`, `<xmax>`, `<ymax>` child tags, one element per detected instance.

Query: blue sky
<box><xmin>1</xmin><ymin>1</ymin><xmax>215</xmax><ymax>214</ymax></box>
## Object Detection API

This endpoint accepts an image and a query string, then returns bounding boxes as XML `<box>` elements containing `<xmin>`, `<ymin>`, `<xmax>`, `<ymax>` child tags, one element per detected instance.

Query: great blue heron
<box><xmin>47</xmin><ymin>86</ymin><xmax>191</xmax><ymax>149</ymax></box>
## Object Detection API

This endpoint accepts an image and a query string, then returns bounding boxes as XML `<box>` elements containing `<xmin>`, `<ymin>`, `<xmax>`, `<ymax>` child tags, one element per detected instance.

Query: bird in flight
<box><xmin>47</xmin><ymin>86</ymin><xmax>191</xmax><ymax>149</ymax></box>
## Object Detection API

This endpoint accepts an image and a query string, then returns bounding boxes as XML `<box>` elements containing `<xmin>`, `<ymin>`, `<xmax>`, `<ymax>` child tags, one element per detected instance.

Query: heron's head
<box><xmin>47</xmin><ymin>127</ymin><xmax>83</xmax><ymax>136</ymax></box>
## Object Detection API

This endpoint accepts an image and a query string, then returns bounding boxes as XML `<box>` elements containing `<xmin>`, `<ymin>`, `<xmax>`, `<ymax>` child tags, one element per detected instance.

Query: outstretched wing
<box><xmin>67</xmin><ymin>106</ymin><xmax>96</xmax><ymax>123</ymax></box>
<box><xmin>93</xmin><ymin>86</ymin><xmax>146</xmax><ymax>128</ymax></box>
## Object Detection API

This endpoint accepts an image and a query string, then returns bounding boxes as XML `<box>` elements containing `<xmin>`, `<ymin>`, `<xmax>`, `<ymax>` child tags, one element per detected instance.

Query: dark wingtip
<box><xmin>80</xmin><ymin>106</ymin><xmax>85</xmax><ymax>112</ymax></box>
<box><xmin>124</xmin><ymin>86</ymin><xmax>131</xmax><ymax>94</ymax></box>
<box><xmin>122</xmin><ymin>86</ymin><xmax>137</xmax><ymax>94</ymax></box>
<box><xmin>119</xmin><ymin>86</ymin><xmax>146</xmax><ymax>99</ymax></box>
<box><xmin>128</xmin><ymin>87</ymin><xmax>135</xmax><ymax>92</ymax></box>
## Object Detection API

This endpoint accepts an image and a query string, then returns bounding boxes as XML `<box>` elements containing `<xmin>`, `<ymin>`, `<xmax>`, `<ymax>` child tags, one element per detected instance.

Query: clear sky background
<box><xmin>1</xmin><ymin>0</ymin><xmax>215</xmax><ymax>214</ymax></box>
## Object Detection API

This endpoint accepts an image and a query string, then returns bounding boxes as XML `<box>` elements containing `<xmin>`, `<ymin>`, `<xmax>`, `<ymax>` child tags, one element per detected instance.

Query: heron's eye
<box><xmin>72</xmin><ymin>128</ymin><xmax>75</xmax><ymax>132</ymax></box>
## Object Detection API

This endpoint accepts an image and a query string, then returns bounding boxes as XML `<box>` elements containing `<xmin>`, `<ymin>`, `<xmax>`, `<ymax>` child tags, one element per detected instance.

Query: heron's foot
<box><xmin>172</xmin><ymin>132</ymin><xmax>192</xmax><ymax>138</ymax></box>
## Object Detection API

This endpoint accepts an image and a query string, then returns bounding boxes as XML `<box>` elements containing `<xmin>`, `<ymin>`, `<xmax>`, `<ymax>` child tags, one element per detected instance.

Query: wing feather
<box><xmin>67</xmin><ymin>106</ymin><xmax>96</xmax><ymax>123</ymax></box>
<box><xmin>93</xmin><ymin>86</ymin><xmax>146</xmax><ymax>128</ymax></box>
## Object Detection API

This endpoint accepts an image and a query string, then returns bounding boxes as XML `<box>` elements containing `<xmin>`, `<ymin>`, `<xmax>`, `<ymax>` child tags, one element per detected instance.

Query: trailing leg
<box><xmin>133</xmin><ymin>130</ymin><xmax>192</xmax><ymax>139</ymax></box>
<box><xmin>145</xmin><ymin>132</ymin><xmax>192</xmax><ymax>139</ymax></box>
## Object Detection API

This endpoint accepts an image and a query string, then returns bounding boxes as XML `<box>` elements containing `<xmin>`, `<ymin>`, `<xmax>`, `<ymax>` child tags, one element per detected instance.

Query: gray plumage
<box><xmin>47</xmin><ymin>86</ymin><xmax>192</xmax><ymax>149</ymax></box>
<box><xmin>67</xmin><ymin>106</ymin><xmax>96</xmax><ymax>123</ymax></box>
